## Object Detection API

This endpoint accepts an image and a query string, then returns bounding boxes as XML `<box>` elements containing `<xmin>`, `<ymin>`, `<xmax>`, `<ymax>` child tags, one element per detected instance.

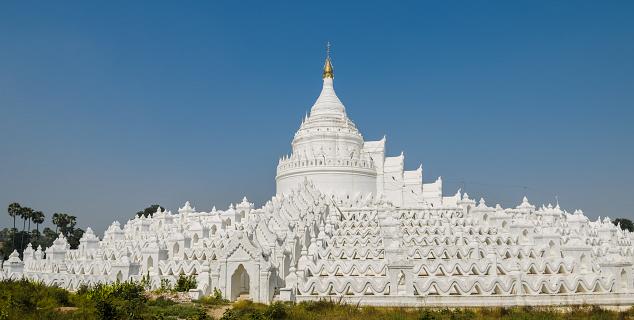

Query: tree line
<box><xmin>1</xmin><ymin>202</ymin><xmax>84</xmax><ymax>259</ymax></box>
<box><xmin>613</xmin><ymin>218</ymin><xmax>634</xmax><ymax>232</ymax></box>
<box><xmin>1</xmin><ymin>203</ymin><xmax>164</xmax><ymax>260</ymax></box>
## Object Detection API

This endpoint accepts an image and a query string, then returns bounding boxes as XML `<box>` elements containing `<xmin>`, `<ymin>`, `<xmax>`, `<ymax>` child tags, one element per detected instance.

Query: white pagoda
<box><xmin>2</xmin><ymin>50</ymin><xmax>633</xmax><ymax>307</ymax></box>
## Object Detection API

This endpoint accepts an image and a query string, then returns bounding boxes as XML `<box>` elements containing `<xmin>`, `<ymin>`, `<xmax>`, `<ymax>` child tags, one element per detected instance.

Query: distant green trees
<box><xmin>2</xmin><ymin>202</ymin><xmax>84</xmax><ymax>259</ymax></box>
<box><xmin>20</xmin><ymin>206</ymin><xmax>33</xmax><ymax>251</ymax></box>
<box><xmin>2</xmin><ymin>201</ymin><xmax>169</xmax><ymax>259</ymax></box>
<box><xmin>31</xmin><ymin>211</ymin><xmax>45</xmax><ymax>236</ymax></box>
<box><xmin>51</xmin><ymin>212</ymin><xmax>83</xmax><ymax>248</ymax></box>
<box><xmin>3</xmin><ymin>203</ymin><xmax>38</xmax><ymax>254</ymax></box>
<box><xmin>613</xmin><ymin>218</ymin><xmax>634</xmax><ymax>232</ymax></box>
<box><xmin>136</xmin><ymin>204</ymin><xmax>164</xmax><ymax>218</ymax></box>
<box><xmin>7</xmin><ymin>202</ymin><xmax>21</xmax><ymax>250</ymax></box>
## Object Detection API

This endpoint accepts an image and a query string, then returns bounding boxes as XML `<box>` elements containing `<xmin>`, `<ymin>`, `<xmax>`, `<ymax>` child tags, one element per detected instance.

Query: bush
<box><xmin>214</xmin><ymin>287</ymin><xmax>224</xmax><ymax>300</ymax></box>
<box><xmin>0</xmin><ymin>278</ymin><xmax>74</xmax><ymax>315</ymax></box>
<box><xmin>192</xmin><ymin>308</ymin><xmax>212</xmax><ymax>320</ymax></box>
<box><xmin>196</xmin><ymin>288</ymin><xmax>229</xmax><ymax>307</ymax></box>
<box><xmin>159</xmin><ymin>278</ymin><xmax>173</xmax><ymax>293</ymax></box>
<box><xmin>174</xmin><ymin>274</ymin><xmax>197</xmax><ymax>292</ymax></box>
<box><xmin>220</xmin><ymin>308</ymin><xmax>238</xmax><ymax>320</ymax></box>
<box><xmin>146</xmin><ymin>297</ymin><xmax>177</xmax><ymax>308</ymax></box>
<box><xmin>145</xmin><ymin>300</ymin><xmax>207</xmax><ymax>319</ymax></box>
<box><xmin>264</xmin><ymin>302</ymin><xmax>288</xmax><ymax>319</ymax></box>
<box><xmin>418</xmin><ymin>310</ymin><xmax>439</xmax><ymax>320</ymax></box>
<box><xmin>141</xmin><ymin>272</ymin><xmax>152</xmax><ymax>291</ymax></box>
<box><xmin>223</xmin><ymin>300</ymin><xmax>268</xmax><ymax>320</ymax></box>
<box><xmin>85</xmin><ymin>281</ymin><xmax>147</xmax><ymax>319</ymax></box>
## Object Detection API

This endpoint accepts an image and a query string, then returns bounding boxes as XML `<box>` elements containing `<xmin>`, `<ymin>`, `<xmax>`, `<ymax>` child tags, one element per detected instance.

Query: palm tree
<box><xmin>19</xmin><ymin>207</ymin><xmax>33</xmax><ymax>249</ymax></box>
<box><xmin>66</xmin><ymin>215</ymin><xmax>77</xmax><ymax>232</ymax></box>
<box><xmin>52</xmin><ymin>213</ymin><xmax>62</xmax><ymax>234</ymax></box>
<box><xmin>20</xmin><ymin>207</ymin><xmax>32</xmax><ymax>232</ymax></box>
<box><xmin>27</xmin><ymin>210</ymin><xmax>34</xmax><ymax>233</ymax></box>
<box><xmin>32</xmin><ymin>211</ymin><xmax>45</xmax><ymax>237</ymax></box>
<box><xmin>7</xmin><ymin>203</ymin><xmax>21</xmax><ymax>247</ymax></box>
<box><xmin>52</xmin><ymin>213</ymin><xmax>77</xmax><ymax>237</ymax></box>
<box><xmin>59</xmin><ymin>213</ymin><xmax>69</xmax><ymax>236</ymax></box>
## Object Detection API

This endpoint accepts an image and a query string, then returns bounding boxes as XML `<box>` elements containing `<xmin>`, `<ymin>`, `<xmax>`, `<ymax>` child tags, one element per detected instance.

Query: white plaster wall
<box><xmin>277</xmin><ymin>170</ymin><xmax>376</xmax><ymax>196</ymax></box>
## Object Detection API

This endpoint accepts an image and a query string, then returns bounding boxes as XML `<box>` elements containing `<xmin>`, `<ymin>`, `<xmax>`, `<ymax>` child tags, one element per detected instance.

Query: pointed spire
<box><xmin>322</xmin><ymin>42</ymin><xmax>334</xmax><ymax>79</ymax></box>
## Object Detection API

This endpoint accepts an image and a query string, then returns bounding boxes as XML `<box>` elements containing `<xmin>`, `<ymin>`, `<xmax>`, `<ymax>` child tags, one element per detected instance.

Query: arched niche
<box><xmin>173</xmin><ymin>243</ymin><xmax>180</xmax><ymax>256</ymax></box>
<box><xmin>231</xmin><ymin>264</ymin><xmax>251</xmax><ymax>301</ymax></box>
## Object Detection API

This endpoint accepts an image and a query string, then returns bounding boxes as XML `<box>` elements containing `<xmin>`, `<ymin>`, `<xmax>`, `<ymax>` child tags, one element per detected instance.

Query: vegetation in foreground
<box><xmin>1</xmin><ymin>279</ymin><xmax>633</xmax><ymax>320</ymax></box>
<box><xmin>223</xmin><ymin>300</ymin><xmax>634</xmax><ymax>320</ymax></box>
<box><xmin>0</xmin><ymin>277</ymin><xmax>224</xmax><ymax>320</ymax></box>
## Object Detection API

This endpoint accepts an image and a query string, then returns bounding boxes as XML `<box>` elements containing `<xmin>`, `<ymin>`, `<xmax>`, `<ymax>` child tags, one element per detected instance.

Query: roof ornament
<box><xmin>322</xmin><ymin>41</ymin><xmax>334</xmax><ymax>79</ymax></box>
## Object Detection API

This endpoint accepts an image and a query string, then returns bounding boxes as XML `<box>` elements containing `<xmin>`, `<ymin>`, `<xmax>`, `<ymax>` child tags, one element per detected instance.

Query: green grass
<box><xmin>222</xmin><ymin>300</ymin><xmax>634</xmax><ymax>320</ymax></box>
<box><xmin>146</xmin><ymin>298</ymin><xmax>206</xmax><ymax>319</ymax></box>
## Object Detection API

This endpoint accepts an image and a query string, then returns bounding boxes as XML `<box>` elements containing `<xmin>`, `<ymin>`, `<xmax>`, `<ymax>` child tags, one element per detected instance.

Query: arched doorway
<box><xmin>231</xmin><ymin>264</ymin><xmax>250</xmax><ymax>301</ymax></box>
<box><xmin>147</xmin><ymin>256</ymin><xmax>154</xmax><ymax>271</ymax></box>
<box><xmin>621</xmin><ymin>269</ymin><xmax>628</xmax><ymax>290</ymax></box>
<box><xmin>116</xmin><ymin>271</ymin><xmax>123</xmax><ymax>282</ymax></box>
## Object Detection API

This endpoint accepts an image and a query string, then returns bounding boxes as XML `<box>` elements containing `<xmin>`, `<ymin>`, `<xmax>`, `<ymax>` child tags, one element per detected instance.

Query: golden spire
<box><xmin>322</xmin><ymin>42</ymin><xmax>334</xmax><ymax>79</ymax></box>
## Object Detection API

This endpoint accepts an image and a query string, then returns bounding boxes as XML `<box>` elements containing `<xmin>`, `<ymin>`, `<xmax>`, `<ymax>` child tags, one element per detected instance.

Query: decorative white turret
<box><xmin>79</xmin><ymin>227</ymin><xmax>100</xmax><ymax>251</ymax></box>
<box><xmin>5</xmin><ymin>250</ymin><xmax>24</xmax><ymax>275</ymax></box>
<box><xmin>179</xmin><ymin>201</ymin><xmax>195</xmax><ymax>215</ymax></box>
<box><xmin>47</xmin><ymin>234</ymin><xmax>70</xmax><ymax>262</ymax></box>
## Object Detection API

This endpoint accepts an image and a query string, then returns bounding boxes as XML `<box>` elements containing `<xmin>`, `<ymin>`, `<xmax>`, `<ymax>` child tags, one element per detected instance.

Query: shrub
<box><xmin>144</xmin><ymin>300</ymin><xmax>207</xmax><ymax>319</ymax></box>
<box><xmin>297</xmin><ymin>299</ymin><xmax>337</xmax><ymax>313</ymax></box>
<box><xmin>264</xmin><ymin>302</ymin><xmax>288</xmax><ymax>319</ymax></box>
<box><xmin>146</xmin><ymin>297</ymin><xmax>177</xmax><ymax>308</ymax></box>
<box><xmin>159</xmin><ymin>278</ymin><xmax>173</xmax><ymax>293</ymax></box>
<box><xmin>192</xmin><ymin>308</ymin><xmax>212</xmax><ymax>320</ymax></box>
<box><xmin>214</xmin><ymin>287</ymin><xmax>224</xmax><ymax>300</ymax></box>
<box><xmin>175</xmin><ymin>274</ymin><xmax>197</xmax><ymax>292</ymax></box>
<box><xmin>220</xmin><ymin>308</ymin><xmax>239</xmax><ymax>320</ymax></box>
<box><xmin>196</xmin><ymin>288</ymin><xmax>229</xmax><ymax>307</ymax></box>
<box><xmin>141</xmin><ymin>272</ymin><xmax>152</xmax><ymax>291</ymax></box>
<box><xmin>0</xmin><ymin>278</ymin><xmax>74</xmax><ymax>315</ymax></box>
<box><xmin>225</xmin><ymin>300</ymin><xmax>268</xmax><ymax>319</ymax></box>
<box><xmin>84</xmin><ymin>281</ymin><xmax>147</xmax><ymax>319</ymax></box>
<box><xmin>418</xmin><ymin>310</ymin><xmax>439</xmax><ymax>320</ymax></box>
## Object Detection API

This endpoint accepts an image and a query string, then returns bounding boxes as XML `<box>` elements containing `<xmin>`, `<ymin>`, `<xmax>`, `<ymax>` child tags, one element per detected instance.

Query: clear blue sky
<box><xmin>1</xmin><ymin>1</ymin><xmax>633</xmax><ymax>233</ymax></box>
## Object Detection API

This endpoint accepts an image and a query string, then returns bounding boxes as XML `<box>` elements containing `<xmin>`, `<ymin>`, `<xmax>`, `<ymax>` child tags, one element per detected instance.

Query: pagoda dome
<box><xmin>290</xmin><ymin>53</ymin><xmax>364</xmax><ymax>160</ymax></box>
<box><xmin>276</xmin><ymin>46</ymin><xmax>376</xmax><ymax>197</ymax></box>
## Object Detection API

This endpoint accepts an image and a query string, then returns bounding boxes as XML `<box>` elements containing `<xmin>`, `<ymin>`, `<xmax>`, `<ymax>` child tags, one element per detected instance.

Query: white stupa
<box><xmin>2</xmin><ymin>49</ymin><xmax>633</xmax><ymax>307</ymax></box>
<box><xmin>277</xmin><ymin>49</ymin><xmax>439</xmax><ymax>207</ymax></box>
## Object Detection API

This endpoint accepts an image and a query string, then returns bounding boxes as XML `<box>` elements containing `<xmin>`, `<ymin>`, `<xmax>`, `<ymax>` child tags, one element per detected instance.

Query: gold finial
<box><xmin>322</xmin><ymin>41</ymin><xmax>334</xmax><ymax>79</ymax></box>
